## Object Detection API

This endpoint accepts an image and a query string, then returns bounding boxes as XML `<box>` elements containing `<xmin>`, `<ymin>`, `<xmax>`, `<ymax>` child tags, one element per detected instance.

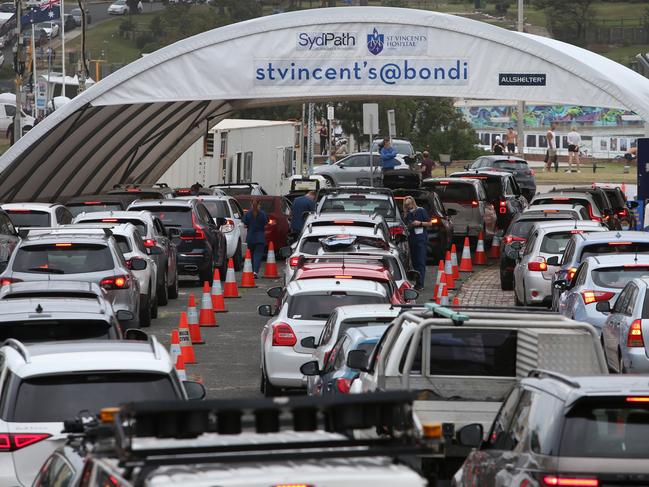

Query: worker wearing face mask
<box><xmin>403</xmin><ymin>196</ymin><xmax>430</xmax><ymax>290</ymax></box>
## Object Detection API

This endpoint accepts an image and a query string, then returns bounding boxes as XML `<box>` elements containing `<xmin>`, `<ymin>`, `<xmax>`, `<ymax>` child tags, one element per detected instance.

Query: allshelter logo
<box><xmin>367</xmin><ymin>28</ymin><xmax>384</xmax><ymax>56</ymax></box>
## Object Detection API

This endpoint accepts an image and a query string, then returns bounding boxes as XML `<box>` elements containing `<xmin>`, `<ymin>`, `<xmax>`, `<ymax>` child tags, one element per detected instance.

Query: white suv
<box><xmin>0</xmin><ymin>338</ymin><xmax>204</xmax><ymax>486</ymax></box>
<box><xmin>2</xmin><ymin>202</ymin><xmax>73</xmax><ymax>228</ymax></box>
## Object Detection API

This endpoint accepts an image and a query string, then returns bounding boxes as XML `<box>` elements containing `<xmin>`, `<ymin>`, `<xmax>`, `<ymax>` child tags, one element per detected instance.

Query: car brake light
<box><xmin>333</xmin><ymin>220</ymin><xmax>354</xmax><ymax>224</ymax></box>
<box><xmin>143</xmin><ymin>238</ymin><xmax>156</xmax><ymax>248</ymax></box>
<box><xmin>580</xmin><ymin>290</ymin><xmax>615</xmax><ymax>305</ymax></box>
<box><xmin>618</xmin><ymin>208</ymin><xmax>629</xmax><ymax>217</ymax></box>
<box><xmin>0</xmin><ymin>433</ymin><xmax>51</xmax><ymax>451</ymax></box>
<box><xmin>439</xmin><ymin>181</ymin><xmax>449</xmax><ymax>185</ymax></box>
<box><xmin>83</xmin><ymin>201</ymin><xmax>101</xmax><ymax>205</ymax></box>
<box><xmin>267</xmin><ymin>218</ymin><xmax>276</xmax><ymax>225</ymax></box>
<box><xmin>552</xmin><ymin>197</ymin><xmax>570</xmax><ymax>201</ymax></box>
<box><xmin>543</xmin><ymin>476</ymin><xmax>598</xmax><ymax>487</ymax></box>
<box><xmin>567</xmin><ymin>267</ymin><xmax>577</xmax><ymax>281</ymax></box>
<box><xmin>570</xmin><ymin>230</ymin><xmax>584</xmax><ymax>234</ymax></box>
<box><xmin>101</xmin><ymin>218</ymin><xmax>118</xmax><ymax>222</ymax></box>
<box><xmin>389</xmin><ymin>225</ymin><xmax>405</xmax><ymax>236</ymax></box>
<box><xmin>274</xmin><ymin>484</ymin><xmax>313</xmax><ymax>487</ymax></box>
<box><xmin>55</xmin><ymin>243</ymin><xmax>72</xmax><ymax>247</ymax></box>
<box><xmin>472</xmin><ymin>200</ymin><xmax>479</xmax><ymax>207</ymax></box>
<box><xmin>177</xmin><ymin>189</ymin><xmax>191</xmax><ymax>194</ymax></box>
<box><xmin>289</xmin><ymin>257</ymin><xmax>300</xmax><ymax>268</ymax></box>
<box><xmin>335</xmin><ymin>377</ymin><xmax>353</xmax><ymax>394</ymax></box>
<box><xmin>609</xmin><ymin>241</ymin><xmax>632</xmax><ymax>246</ymax></box>
<box><xmin>334</xmin><ymin>275</ymin><xmax>353</xmax><ymax>279</ymax></box>
<box><xmin>527</xmin><ymin>258</ymin><xmax>547</xmax><ymax>272</ymax></box>
<box><xmin>126</xmin><ymin>188</ymin><xmax>140</xmax><ymax>192</ymax></box>
<box><xmin>100</xmin><ymin>275</ymin><xmax>130</xmax><ymax>290</ymax></box>
<box><xmin>504</xmin><ymin>235</ymin><xmax>525</xmax><ymax>245</ymax></box>
<box><xmin>627</xmin><ymin>319</ymin><xmax>644</xmax><ymax>348</ymax></box>
<box><xmin>193</xmin><ymin>213</ymin><xmax>205</xmax><ymax>240</ymax></box>
<box><xmin>7</xmin><ymin>209</ymin><xmax>30</xmax><ymax>213</ymax></box>
<box><xmin>272</xmin><ymin>322</ymin><xmax>297</xmax><ymax>347</ymax></box>
<box><xmin>626</xmin><ymin>396</ymin><xmax>649</xmax><ymax>403</ymax></box>
<box><xmin>499</xmin><ymin>200</ymin><xmax>507</xmax><ymax>214</ymax></box>
<box><xmin>430</xmin><ymin>217</ymin><xmax>439</xmax><ymax>224</ymax></box>
<box><xmin>323</xmin><ymin>350</ymin><xmax>332</xmax><ymax>366</ymax></box>
<box><xmin>0</xmin><ymin>278</ymin><xmax>21</xmax><ymax>286</ymax></box>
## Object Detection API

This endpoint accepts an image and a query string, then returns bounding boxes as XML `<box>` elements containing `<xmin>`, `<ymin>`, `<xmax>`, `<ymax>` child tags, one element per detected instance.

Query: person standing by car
<box><xmin>492</xmin><ymin>137</ymin><xmax>506</xmax><ymax>155</ymax></box>
<box><xmin>544</xmin><ymin>122</ymin><xmax>558</xmax><ymax>172</ymax></box>
<box><xmin>567</xmin><ymin>126</ymin><xmax>582</xmax><ymax>173</ymax></box>
<box><xmin>290</xmin><ymin>190</ymin><xmax>316</xmax><ymax>237</ymax></box>
<box><xmin>403</xmin><ymin>196</ymin><xmax>430</xmax><ymax>290</ymax></box>
<box><xmin>419</xmin><ymin>150</ymin><xmax>435</xmax><ymax>179</ymax></box>
<box><xmin>243</xmin><ymin>199</ymin><xmax>268</xmax><ymax>279</ymax></box>
<box><xmin>380</xmin><ymin>137</ymin><xmax>398</xmax><ymax>171</ymax></box>
<box><xmin>505</xmin><ymin>127</ymin><xmax>517</xmax><ymax>154</ymax></box>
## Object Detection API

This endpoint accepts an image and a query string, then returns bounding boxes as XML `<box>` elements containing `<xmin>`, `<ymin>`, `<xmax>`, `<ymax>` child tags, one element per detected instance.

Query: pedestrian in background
<box><xmin>290</xmin><ymin>190</ymin><xmax>316</xmax><ymax>237</ymax></box>
<box><xmin>380</xmin><ymin>137</ymin><xmax>398</xmax><ymax>171</ymax></box>
<box><xmin>567</xmin><ymin>126</ymin><xmax>582</xmax><ymax>173</ymax></box>
<box><xmin>335</xmin><ymin>139</ymin><xmax>348</xmax><ymax>158</ymax></box>
<box><xmin>419</xmin><ymin>150</ymin><xmax>435</xmax><ymax>180</ymax></box>
<box><xmin>318</xmin><ymin>122</ymin><xmax>328</xmax><ymax>155</ymax></box>
<box><xmin>506</xmin><ymin>127</ymin><xmax>517</xmax><ymax>154</ymax></box>
<box><xmin>403</xmin><ymin>196</ymin><xmax>430</xmax><ymax>290</ymax></box>
<box><xmin>492</xmin><ymin>136</ymin><xmax>505</xmax><ymax>155</ymax></box>
<box><xmin>242</xmin><ymin>198</ymin><xmax>268</xmax><ymax>279</ymax></box>
<box><xmin>544</xmin><ymin>122</ymin><xmax>558</xmax><ymax>172</ymax></box>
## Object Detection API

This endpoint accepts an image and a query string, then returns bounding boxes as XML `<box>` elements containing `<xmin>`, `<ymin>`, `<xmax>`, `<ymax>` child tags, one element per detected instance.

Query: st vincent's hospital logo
<box><xmin>366</xmin><ymin>27</ymin><xmax>428</xmax><ymax>55</ymax></box>
<box><xmin>367</xmin><ymin>28</ymin><xmax>384</xmax><ymax>55</ymax></box>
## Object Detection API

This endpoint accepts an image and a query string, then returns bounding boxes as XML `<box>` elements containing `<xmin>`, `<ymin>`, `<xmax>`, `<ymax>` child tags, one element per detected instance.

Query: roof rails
<box><xmin>527</xmin><ymin>369</ymin><xmax>581</xmax><ymax>389</ymax></box>
<box><xmin>3</xmin><ymin>339</ymin><xmax>31</xmax><ymax>363</ymax></box>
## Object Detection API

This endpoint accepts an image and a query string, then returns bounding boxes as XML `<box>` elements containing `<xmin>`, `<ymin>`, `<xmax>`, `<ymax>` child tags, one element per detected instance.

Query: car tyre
<box><xmin>500</xmin><ymin>269</ymin><xmax>513</xmax><ymax>291</ymax></box>
<box><xmin>168</xmin><ymin>270</ymin><xmax>179</xmax><ymax>299</ymax></box>
<box><xmin>261</xmin><ymin>368</ymin><xmax>280</xmax><ymax>397</ymax></box>
<box><xmin>199</xmin><ymin>258</ymin><xmax>214</xmax><ymax>285</ymax></box>
<box><xmin>233</xmin><ymin>241</ymin><xmax>243</xmax><ymax>271</ymax></box>
<box><xmin>322</xmin><ymin>175</ymin><xmax>334</xmax><ymax>187</ymax></box>
<box><xmin>157</xmin><ymin>270</ymin><xmax>169</xmax><ymax>306</ymax></box>
<box><xmin>139</xmin><ymin>293</ymin><xmax>152</xmax><ymax>327</ymax></box>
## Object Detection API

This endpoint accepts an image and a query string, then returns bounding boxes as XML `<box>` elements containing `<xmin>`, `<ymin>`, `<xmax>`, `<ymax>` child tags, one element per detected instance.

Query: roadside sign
<box><xmin>387</xmin><ymin>109</ymin><xmax>396</xmax><ymax>138</ymax></box>
<box><xmin>363</xmin><ymin>103</ymin><xmax>379</xmax><ymax>135</ymax></box>
<box><xmin>327</xmin><ymin>105</ymin><xmax>334</xmax><ymax>121</ymax></box>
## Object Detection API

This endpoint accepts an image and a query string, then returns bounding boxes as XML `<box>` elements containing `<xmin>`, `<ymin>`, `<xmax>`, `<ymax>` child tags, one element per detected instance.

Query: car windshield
<box><xmin>0</xmin><ymin>319</ymin><xmax>113</xmax><ymax>342</ymax></box>
<box><xmin>492</xmin><ymin>160</ymin><xmax>528</xmax><ymax>171</ymax></box>
<box><xmin>580</xmin><ymin>242</ymin><xmax>649</xmax><ymax>260</ymax></box>
<box><xmin>591</xmin><ymin>266</ymin><xmax>649</xmax><ymax>289</ymax></box>
<box><xmin>10</xmin><ymin>373</ymin><xmax>177</xmax><ymax>422</ymax></box>
<box><xmin>559</xmin><ymin>398</ymin><xmax>649</xmax><ymax>458</ymax></box>
<box><xmin>540</xmin><ymin>231</ymin><xmax>574</xmax><ymax>254</ymax></box>
<box><xmin>13</xmin><ymin>244</ymin><xmax>114</xmax><ymax>274</ymax></box>
<box><xmin>533</xmin><ymin>197</ymin><xmax>590</xmax><ymax>209</ymax></box>
<box><xmin>5</xmin><ymin>210</ymin><xmax>50</xmax><ymax>227</ymax></box>
<box><xmin>287</xmin><ymin>294</ymin><xmax>386</xmax><ymax>320</ymax></box>
<box><xmin>201</xmin><ymin>200</ymin><xmax>230</xmax><ymax>218</ymax></box>
<box><xmin>320</xmin><ymin>197</ymin><xmax>395</xmax><ymax>218</ymax></box>
<box><xmin>68</xmin><ymin>203</ymin><xmax>123</xmax><ymax>217</ymax></box>
<box><xmin>427</xmin><ymin>183</ymin><xmax>477</xmax><ymax>202</ymax></box>
<box><xmin>137</xmin><ymin>207</ymin><xmax>192</xmax><ymax>228</ymax></box>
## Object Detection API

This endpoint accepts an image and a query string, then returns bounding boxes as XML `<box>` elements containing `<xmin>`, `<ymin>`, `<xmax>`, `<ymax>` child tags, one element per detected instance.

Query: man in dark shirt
<box><xmin>419</xmin><ymin>151</ymin><xmax>434</xmax><ymax>179</ymax></box>
<box><xmin>290</xmin><ymin>190</ymin><xmax>316</xmax><ymax>235</ymax></box>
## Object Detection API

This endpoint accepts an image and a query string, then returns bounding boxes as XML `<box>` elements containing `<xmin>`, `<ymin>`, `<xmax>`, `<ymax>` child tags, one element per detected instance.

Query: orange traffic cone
<box><xmin>264</xmin><ymin>242</ymin><xmax>279</xmax><ymax>278</ymax></box>
<box><xmin>459</xmin><ymin>237</ymin><xmax>473</xmax><ymax>272</ymax></box>
<box><xmin>199</xmin><ymin>281</ymin><xmax>216</xmax><ymax>328</ymax></box>
<box><xmin>223</xmin><ymin>258</ymin><xmax>240</xmax><ymax>298</ymax></box>
<box><xmin>490</xmin><ymin>234</ymin><xmax>501</xmax><ymax>259</ymax></box>
<box><xmin>170</xmin><ymin>329</ymin><xmax>182</xmax><ymax>367</ymax></box>
<box><xmin>432</xmin><ymin>260</ymin><xmax>444</xmax><ymax>299</ymax></box>
<box><xmin>451</xmin><ymin>244</ymin><xmax>459</xmax><ymax>279</ymax></box>
<box><xmin>474</xmin><ymin>232</ymin><xmax>487</xmax><ymax>265</ymax></box>
<box><xmin>452</xmin><ymin>296</ymin><xmax>460</xmax><ymax>306</ymax></box>
<box><xmin>439</xmin><ymin>280</ymin><xmax>449</xmax><ymax>306</ymax></box>
<box><xmin>436</xmin><ymin>270</ymin><xmax>446</xmax><ymax>304</ymax></box>
<box><xmin>240</xmin><ymin>249</ymin><xmax>257</xmax><ymax>288</ymax></box>
<box><xmin>188</xmin><ymin>293</ymin><xmax>206</xmax><ymax>342</ymax></box>
<box><xmin>444</xmin><ymin>251</ymin><xmax>455</xmax><ymax>290</ymax></box>
<box><xmin>174</xmin><ymin>348</ymin><xmax>187</xmax><ymax>381</ymax></box>
<box><xmin>211</xmin><ymin>269</ymin><xmax>227</xmax><ymax>313</ymax></box>
<box><xmin>178</xmin><ymin>312</ymin><xmax>196</xmax><ymax>364</ymax></box>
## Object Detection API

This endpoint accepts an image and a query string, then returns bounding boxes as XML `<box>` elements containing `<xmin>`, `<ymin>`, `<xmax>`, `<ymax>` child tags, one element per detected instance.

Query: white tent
<box><xmin>1</xmin><ymin>6</ymin><xmax>648</xmax><ymax>202</ymax></box>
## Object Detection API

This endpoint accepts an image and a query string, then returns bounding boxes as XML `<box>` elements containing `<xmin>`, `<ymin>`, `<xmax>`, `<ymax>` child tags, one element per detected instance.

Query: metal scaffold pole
<box><xmin>307</xmin><ymin>102</ymin><xmax>314</xmax><ymax>174</ymax></box>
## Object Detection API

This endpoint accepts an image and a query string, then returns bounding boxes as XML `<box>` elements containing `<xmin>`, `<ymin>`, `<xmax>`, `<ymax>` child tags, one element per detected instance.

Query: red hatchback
<box><xmin>235</xmin><ymin>195</ymin><xmax>292</xmax><ymax>252</ymax></box>
<box><xmin>292</xmin><ymin>262</ymin><xmax>418</xmax><ymax>304</ymax></box>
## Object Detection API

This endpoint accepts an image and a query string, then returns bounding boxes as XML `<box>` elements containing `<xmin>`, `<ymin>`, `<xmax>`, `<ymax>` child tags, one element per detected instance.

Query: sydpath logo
<box><xmin>297</xmin><ymin>32</ymin><xmax>357</xmax><ymax>51</ymax></box>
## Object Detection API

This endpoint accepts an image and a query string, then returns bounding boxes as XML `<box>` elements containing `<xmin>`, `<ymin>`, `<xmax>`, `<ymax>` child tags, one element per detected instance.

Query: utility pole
<box><xmin>516</xmin><ymin>0</ymin><xmax>525</xmax><ymax>157</ymax></box>
<box><xmin>13</xmin><ymin>0</ymin><xmax>23</xmax><ymax>142</ymax></box>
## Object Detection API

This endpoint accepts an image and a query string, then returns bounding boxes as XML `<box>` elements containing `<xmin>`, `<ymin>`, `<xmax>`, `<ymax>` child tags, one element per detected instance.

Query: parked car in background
<box><xmin>109</xmin><ymin>183</ymin><xmax>174</xmax><ymax>200</ymax></box>
<box><xmin>35</xmin><ymin>21</ymin><xmax>58</xmax><ymax>38</ymax></box>
<box><xmin>107</xmin><ymin>0</ymin><xmax>129</xmax><ymax>14</ymax></box>
<box><xmin>235</xmin><ymin>195</ymin><xmax>291</xmax><ymax>253</ymax></box>
<box><xmin>211</xmin><ymin>183</ymin><xmax>267</xmax><ymax>196</ymax></box>
<box><xmin>467</xmin><ymin>155</ymin><xmax>536</xmax><ymax>201</ymax></box>
<box><xmin>312</xmin><ymin>153</ymin><xmax>408</xmax><ymax>187</ymax></box>
<box><xmin>370</xmin><ymin>138</ymin><xmax>415</xmax><ymax>156</ymax></box>
<box><xmin>65</xmin><ymin>193</ymin><xmax>141</xmax><ymax>217</ymax></box>
<box><xmin>70</xmin><ymin>7</ymin><xmax>91</xmax><ymax>25</ymax></box>
<box><xmin>2</xmin><ymin>202</ymin><xmax>73</xmax><ymax>228</ymax></box>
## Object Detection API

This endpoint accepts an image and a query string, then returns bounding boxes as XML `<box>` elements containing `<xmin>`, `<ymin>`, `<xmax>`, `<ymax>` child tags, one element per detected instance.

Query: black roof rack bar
<box><xmin>527</xmin><ymin>369</ymin><xmax>581</xmax><ymax>389</ymax></box>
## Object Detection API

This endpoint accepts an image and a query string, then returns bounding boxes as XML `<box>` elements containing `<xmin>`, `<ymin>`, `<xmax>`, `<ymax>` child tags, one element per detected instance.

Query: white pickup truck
<box><xmin>349</xmin><ymin>303</ymin><xmax>608</xmax><ymax>482</ymax></box>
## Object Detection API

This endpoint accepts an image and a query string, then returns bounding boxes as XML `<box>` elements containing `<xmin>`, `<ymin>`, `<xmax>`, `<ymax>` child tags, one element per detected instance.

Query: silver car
<box><xmin>520</xmin><ymin>203</ymin><xmax>590</xmax><ymax>221</ymax></box>
<box><xmin>530</xmin><ymin>191</ymin><xmax>604</xmax><ymax>223</ymax></box>
<box><xmin>513</xmin><ymin>221</ymin><xmax>606</xmax><ymax>307</ymax></box>
<box><xmin>312</xmin><ymin>152</ymin><xmax>408</xmax><ymax>186</ymax></box>
<box><xmin>2</xmin><ymin>202</ymin><xmax>74</xmax><ymax>228</ymax></box>
<box><xmin>601</xmin><ymin>277</ymin><xmax>649</xmax><ymax>373</ymax></box>
<box><xmin>0</xmin><ymin>227</ymin><xmax>141</xmax><ymax>327</ymax></box>
<box><xmin>557</xmin><ymin>255</ymin><xmax>649</xmax><ymax>334</ymax></box>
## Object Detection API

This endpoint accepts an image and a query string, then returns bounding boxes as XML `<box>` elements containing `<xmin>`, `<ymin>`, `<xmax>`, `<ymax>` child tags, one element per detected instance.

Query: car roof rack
<box><xmin>527</xmin><ymin>369</ymin><xmax>581</xmax><ymax>389</ymax></box>
<box><xmin>2</xmin><ymin>338</ymin><xmax>31</xmax><ymax>363</ymax></box>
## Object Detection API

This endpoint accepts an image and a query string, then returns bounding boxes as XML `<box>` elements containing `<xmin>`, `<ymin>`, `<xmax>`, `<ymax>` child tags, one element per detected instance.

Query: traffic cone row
<box><xmin>240</xmin><ymin>249</ymin><xmax>257</xmax><ymax>288</ymax></box>
<box><xmin>170</xmin><ymin>329</ymin><xmax>186</xmax><ymax>380</ymax></box>
<box><xmin>223</xmin><ymin>258</ymin><xmax>240</xmax><ymax>298</ymax></box>
<box><xmin>178</xmin><ymin>312</ymin><xmax>196</xmax><ymax>365</ymax></box>
<box><xmin>459</xmin><ymin>237</ymin><xmax>473</xmax><ymax>272</ymax></box>
<box><xmin>451</xmin><ymin>244</ymin><xmax>459</xmax><ymax>279</ymax></box>
<box><xmin>444</xmin><ymin>250</ymin><xmax>455</xmax><ymax>290</ymax></box>
<box><xmin>433</xmin><ymin>260</ymin><xmax>443</xmax><ymax>298</ymax></box>
<box><xmin>188</xmin><ymin>294</ymin><xmax>205</xmax><ymax>343</ymax></box>
<box><xmin>211</xmin><ymin>269</ymin><xmax>227</xmax><ymax>312</ymax></box>
<box><xmin>199</xmin><ymin>282</ymin><xmax>216</xmax><ymax>328</ymax></box>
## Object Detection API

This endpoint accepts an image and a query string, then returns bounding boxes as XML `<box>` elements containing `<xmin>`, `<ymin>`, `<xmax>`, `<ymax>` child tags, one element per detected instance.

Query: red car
<box><xmin>292</xmin><ymin>262</ymin><xmax>419</xmax><ymax>304</ymax></box>
<box><xmin>235</xmin><ymin>195</ymin><xmax>292</xmax><ymax>252</ymax></box>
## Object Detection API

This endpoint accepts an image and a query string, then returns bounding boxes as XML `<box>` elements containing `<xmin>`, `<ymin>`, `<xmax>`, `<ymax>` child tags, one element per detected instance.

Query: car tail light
<box><xmin>101</xmin><ymin>218</ymin><xmax>118</xmax><ymax>222</ymax></box>
<box><xmin>618</xmin><ymin>208</ymin><xmax>629</xmax><ymax>217</ymax></box>
<box><xmin>567</xmin><ymin>267</ymin><xmax>578</xmax><ymax>281</ymax></box>
<box><xmin>504</xmin><ymin>235</ymin><xmax>525</xmax><ymax>245</ymax></box>
<box><xmin>0</xmin><ymin>433</ymin><xmax>51</xmax><ymax>451</ymax></box>
<box><xmin>499</xmin><ymin>200</ymin><xmax>507</xmax><ymax>214</ymax></box>
<box><xmin>335</xmin><ymin>378</ymin><xmax>353</xmax><ymax>394</ymax></box>
<box><xmin>272</xmin><ymin>323</ymin><xmax>297</xmax><ymax>347</ymax></box>
<box><xmin>0</xmin><ymin>277</ymin><xmax>21</xmax><ymax>286</ymax></box>
<box><xmin>323</xmin><ymin>350</ymin><xmax>332</xmax><ymax>366</ymax></box>
<box><xmin>100</xmin><ymin>275</ymin><xmax>131</xmax><ymax>290</ymax></box>
<box><xmin>83</xmin><ymin>201</ymin><xmax>101</xmax><ymax>205</ymax></box>
<box><xmin>471</xmin><ymin>200</ymin><xmax>479</xmax><ymax>207</ymax></box>
<box><xmin>221</xmin><ymin>219</ymin><xmax>235</xmax><ymax>233</ymax></box>
<box><xmin>527</xmin><ymin>258</ymin><xmax>547</xmax><ymax>272</ymax></box>
<box><xmin>143</xmin><ymin>238</ymin><xmax>156</xmax><ymax>248</ymax></box>
<box><xmin>580</xmin><ymin>290</ymin><xmax>615</xmax><ymax>305</ymax></box>
<box><xmin>7</xmin><ymin>209</ymin><xmax>30</xmax><ymax>213</ymax></box>
<box><xmin>55</xmin><ymin>243</ymin><xmax>72</xmax><ymax>247</ymax></box>
<box><xmin>588</xmin><ymin>205</ymin><xmax>601</xmax><ymax>222</ymax></box>
<box><xmin>289</xmin><ymin>256</ymin><xmax>300</xmax><ymax>268</ymax></box>
<box><xmin>438</xmin><ymin>181</ymin><xmax>449</xmax><ymax>185</ymax></box>
<box><xmin>267</xmin><ymin>218</ymin><xmax>276</xmax><ymax>226</ymax></box>
<box><xmin>626</xmin><ymin>396</ymin><xmax>649</xmax><ymax>403</ymax></box>
<box><xmin>542</xmin><ymin>476</ymin><xmax>598</xmax><ymax>486</ymax></box>
<box><xmin>627</xmin><ymin>319</ymin><xmax>644</xmax><ymax>348</ymax></box>
<box><xmin>609</xmin><ymin>241</ymin><xmax>632</xmax><ymax>246</ymax></box>
<box><xmin>430</xmin><ymin>217</ymin><xmax>439</xmax><ymax>224</ymax></box>
<box><xmin>389</xmin><ymin>225</ymin><xmax>405</xmax><ymax>237</ymax></box>
<box><xmin>180</xmin><ymin>214</ymin><xmax>206</xmax><ymax>240</ymax></box>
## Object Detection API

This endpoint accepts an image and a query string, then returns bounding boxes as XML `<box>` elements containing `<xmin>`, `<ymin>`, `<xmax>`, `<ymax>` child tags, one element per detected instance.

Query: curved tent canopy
<box><xmin>1</xmin><ymin>6</ymin><xmax>648</xmax><ymax>202</ymax></box>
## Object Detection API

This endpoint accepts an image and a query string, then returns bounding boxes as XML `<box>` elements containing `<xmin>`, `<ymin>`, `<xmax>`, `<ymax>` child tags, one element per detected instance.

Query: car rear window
<box><xmin>223</xmin><ymin>187</ymin><xmax>254</xmax><ymax>195</ymax></box>
<box><xmin>13</xmin><ymin>244</ymin><xmax>114</xmax><ymax>274</ymax></box>
<box><xmin>591</xmin><ymin>266</ymin><xmax>649</xmax><ymax>289</ymax></box>
<box><xmin>559</xmin><ymin>398</ymin><xmax>649</xmax><ymax>458</ymax></box>
<box><xmin>201</xmin><ymin>200</ymin><xmax>230</xmax><ymax>218</ymax></box>
<box><xmin>508</xmin><ymin>220</ymin><xmax>537</xmax><ymax>238</ymax></box>
<box><xmin>429</xmin><ymin>329</ymin><xmax>517</xmax><ymax>376</ymax></box>
<box><xmin>580</xmin><ymin>242</ymin><xmax>649</xmax><ymax>260</ymax></box>
<box><xmin>426</xmin><ymin>183</ymin><xmax>477</xmax><ymax>203</ymax></box>
<box><xmin>5</xmin><ymin>210</ymin><xmax>50</xmax><ymax>227</ymax></box>
<box><xmin>0</xmin><ymin>319</ymin><xmax>113</xmax><ymax>343</ymax></box>
<box><xmin>137</xmin><ymin>207</ymin><xmax>192</xmax><ymax>228</ymax></box>
<box><xmin>493</xmin><ymin>160</ymin><xmax>528</xmax><ymax>171</ymax></box>
<box><xmin>79</xmin><ymin>218</ymin><xmax>147</xmax><ymax>235</ymax></box>
<box><xmin>482</xmin><ymin>179</ymin><xmax>503</xmax><ymax>201</ymax></box>
<box><xmin>299</xmin><ymin>236</ymin><xmax>388</xmax><ymax>255</ymax></box>
<box><xmin>320</xmin><ymin>197</ymin><xmax>395</xmax><ymax>219</ymax></box>
<box><xmin>287</xmin><ymin>294</ymin><xmax>386</xmax><ymax>320</ymax></box>
<box><xmin>68</xmin><ymin>203</ymin><xmax>123</xmax><ymax>217</ymax></box>
<box><xmin>111</xmin><ymin>191</ymin><xmax>164</xmax><ymax>200</ymax></box>
<box><xmin>339</xmin><ymin>319</ymin><xmax>391</xmax><ymax>338</ymax></box>
<box><xmin>540</xmin><ymin>231</ymin><xmax>573</xmax><ymax>254</ymax></box>
<box><xmin>9</xmin><ymin>373</ymin><xmax>177</xmax><ymax>422</ymax></box>
<box><xmin>533</xmin><ymin>197</ymin><xmax>590</xmax><ymax>209</ymax></box>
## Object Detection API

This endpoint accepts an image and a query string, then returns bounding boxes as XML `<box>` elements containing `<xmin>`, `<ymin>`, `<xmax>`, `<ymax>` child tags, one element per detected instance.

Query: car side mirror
<box><xmin>338</xmin><ymin>162</ymin><xmax>345</xmax><ymax>168</ymax></box>
<box><xmin>596</xmin><ymin>301</ymin><xmax>611</xmax><ymax>313</ymax></box>
<box><xmin>553</xmin><ymin>279</ymin><xmax>568</xmax><ymax>291</ymax></box>
<box><xmin>406</xmin><ymin>270</ymin><xmax>420</xmax><ymax>283</ymax></box>
<box><xmin>546</xmin><ymin>256</ymin><xmax>560</xmax><ymax>266</ymax></box>
<box><xmin>280</xmin><ymin>246</ymin><xmax>292</xmax><ymax>258</ymax></box>
<box><xmin>457</xmin><ymin>423</ymin><xmax>483</xmax><ymax>448</ymax></box>
<box><xmin>116</xmin><ymin>310</ymin><xmax>134</xmax><ymax>322</ymax></box>
<box><xmin>300</xmin><ymin>336</ymin><xmax>317</xmax><ymax>349</ymax></box>
<box><xmin>446</xmin><ymin>208</ymin><xmax>457</xmax><ymax>216</ymax></box>
<box><xmin>183</xmin><ymin>380</ymin><xmax>206</xmax><ymax>400</ymax></box>
<box><xmin>258</xmin><ymin>304</ymin><xmax>275</xmax><ymax>317</ymax></box>
<box><xmin>167</xmin><ymin>227</ymin><xmax>181</xmax><ymax>238</ymax></box>
<box><xmin>300</xmin><ymin>360</ymin><xmax>320</xmax><ymax>376</ymax></box>
<box><xmin>123</xmin><ymin>328</ymin><xmax>148</xmax><ymax>341</ymax></box>
<box><xmin>216</xmin><ymin>217</ymin><xmax>227</xmax><ymax>227</ymax></box>
<box><xmin>464</xmin><ymin>164</ymin><xmax>469</xmax><ymax>170</ymax></box>
<box><xmin>129</xmin><ymin>258</ymin><xmax>147</xmax><ymax>271</ymax></box>
<box><xmin>346</xmin><ymin>349</ymin><xmax>369</xmax><ymax>371</ymax></box>
<box><xmin>267</xmin><ymin>286</ymin><xmax>283</xmax><ymax>299</ymax></box>
<box><xmin>403</xmin><ymin>288</ymin><xmax>419</xmax><ymax>301</ymax></box>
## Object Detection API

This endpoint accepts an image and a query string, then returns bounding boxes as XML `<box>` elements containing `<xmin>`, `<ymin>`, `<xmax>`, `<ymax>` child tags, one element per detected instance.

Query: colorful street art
<box><xmin>459</xmin><ymin>105</ymin><xmax>641</xmax><ymax>129</ymax></box>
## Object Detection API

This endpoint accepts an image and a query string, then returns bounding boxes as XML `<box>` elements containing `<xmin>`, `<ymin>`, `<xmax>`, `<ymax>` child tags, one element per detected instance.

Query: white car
<box><xmin>177</xmin><ymin>195</ymin><xmax>247</xmax><ymax>270</ymax></box>
<box><xmin>108</xmin><ymin>0</ymin><xmax>129</xmax><ymax>14</ymax></box>
<box><xmin>520</xmin><ymin>203</ymin><xmax>590</xmax><ymax>221</ymax></box>
<box><xmin>36</xmin><ymin>21</ymin><xmax>59</xmax><ymax>38</ymax></box>
<box><xmin>2</xmin><ymin>202</ymin><xmax>73</xmax><ymax>228</ymax></box>
<box><xmin>258</xmin><ymin>278</ymin><xmax>390</xmax><ymax>396</ymax></box>
<box><xmin>0</xmin><ymin>338</ymin><xmax>203</xmax><ymax>486</ymax></box>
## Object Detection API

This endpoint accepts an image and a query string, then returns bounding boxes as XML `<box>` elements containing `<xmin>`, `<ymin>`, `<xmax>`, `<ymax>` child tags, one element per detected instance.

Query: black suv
<box><xmin>393</xmin><ymin>188</ymin><xmax>454</xmax><ymax>262</ymax></box>
<box><xmin>548</xmin><ymin>186</ymin><xmax>620</xmax><ymax>230</ymax></box>
<box><xmin>0</xmin><ymin>208</ymin><xmax>19</xmax><ymax>273</ymax></box>
<box><xmin>128</xmin><ymin>199</ymin><xmax>227</xmax><ymax>283</ymax></box>
<box><xmin>599</xmin><ymin>185</ymin><xmax>636</xmax><ymax>230</ymax></box>
<box><xmin>468</xmin><ymin>155</ymin><xmax>536</xmax><ymax>202</ymax></box>
<box><xmin>454</xmin><ymin>371</ymin><xmax>649</xmax><ymax>486</ymax></box>
<box><xmin>450</xmin><ymin>170</ymin><xmax>527</xmax><ymax>231</ymax></box>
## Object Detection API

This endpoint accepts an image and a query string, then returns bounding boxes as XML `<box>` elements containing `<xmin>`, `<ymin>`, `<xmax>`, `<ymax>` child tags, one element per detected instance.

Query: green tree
<box><xmin>214</xmin><ymin>0</ymin><xmax>262</xmax><ymax>21</ymax></box>
<box><xmin>533</xmin><ymin>0</ymin><xmax>595</xmax><ymax>45</ymax></box>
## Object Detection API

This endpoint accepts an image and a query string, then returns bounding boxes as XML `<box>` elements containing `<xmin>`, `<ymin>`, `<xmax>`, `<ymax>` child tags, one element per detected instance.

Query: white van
<box><xmin>0</xmin><ymin>93</ymin><xmax>35</xmax><ymax>135</ymax></box>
